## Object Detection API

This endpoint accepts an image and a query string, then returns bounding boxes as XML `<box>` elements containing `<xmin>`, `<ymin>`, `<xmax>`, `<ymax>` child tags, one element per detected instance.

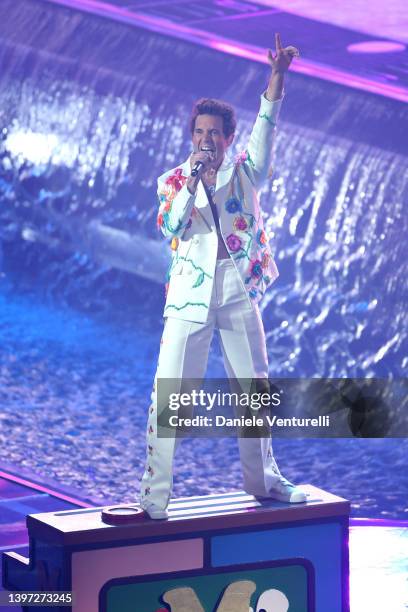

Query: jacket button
<box><xmin>193</xmin><ymin>238</ymin><xmax>199</xmax><ymax>245</ymax></box>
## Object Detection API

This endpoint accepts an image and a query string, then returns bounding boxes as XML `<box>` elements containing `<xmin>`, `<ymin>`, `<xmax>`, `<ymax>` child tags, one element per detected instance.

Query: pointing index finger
<box><xmin>275</xmin><ymin>32</ymin><xmax>283</xmax><ymax>52</ymax></box>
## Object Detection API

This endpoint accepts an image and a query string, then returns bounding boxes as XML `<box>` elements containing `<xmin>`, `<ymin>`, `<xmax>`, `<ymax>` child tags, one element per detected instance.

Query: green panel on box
<box><xmin>104</xmin><ymin>563</ymin><xmax>310</xmax><ymax>611</ymax></box>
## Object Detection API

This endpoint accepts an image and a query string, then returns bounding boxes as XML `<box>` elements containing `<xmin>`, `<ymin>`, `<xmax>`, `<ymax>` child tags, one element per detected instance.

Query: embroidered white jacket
<box><xmin>156</xmin><ymin>93</ymin><xmax>282</xmax><ymax>323</ymax></box>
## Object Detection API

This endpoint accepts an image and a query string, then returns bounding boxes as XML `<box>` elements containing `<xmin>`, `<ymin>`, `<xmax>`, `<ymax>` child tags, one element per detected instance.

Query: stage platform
<box><xmin>3</xmin><ymin>485</ymin><xmax>349</xmax><ymax>611</ymax></box>
<box><xmin>1</xmin><ymin>473</ymin><xmax>407</xmax><ymax>610</ymax></box>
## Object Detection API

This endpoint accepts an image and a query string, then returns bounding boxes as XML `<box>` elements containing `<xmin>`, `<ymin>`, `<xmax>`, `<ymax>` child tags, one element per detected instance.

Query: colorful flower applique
<box><xmin>249</xmin><ymin>259</ymin><xmax>263</xmax><ymax>279</ymax></box>
<box><xmin>245</xmin><ymin>253</ymin><xmax>273</xmax><ymax>298</ymax></box>
<box><xmin>235</xmin><ymin>149</ymin><xmax>255</xmax><ymax>168</ymax></box>
<box><xmin>256</xmin><ymin>229</ymin><xmax>267</xmax><ymax>246</ymax></box>
<box><xmin>225</xmin><ymin>197</ymin><xmax>242</xmax><ymax>214</ymax></box>
<box><xmin>148</xmin><ymin>444</ymin><xmax>153</xmax><ymax>455</ymax></box>
<box><xmin>226</xmin><ymin>233</ymin><xmax>242</xmax><ymax>253</ymax></box>
<box><xmin>233</xmin><ymin>215</ymin><xmax>248</xmax><ymax>231</ymax></box>
<box><xmin>157</xmin><ymin>168</ymin><xmax>188</xmax><ymax>228</ymax></box>
<box><xmin>144</xmin><ymin>486</ymin><xmax>151</xmax><ymax>496</ymax></box>
<box><xmin>171</xmin><ymin>237</ymin><xmax>179</xmax><ymax>251</ymax></box>
<box><xmin>166</xmin><ymin>168</ymin><xmax>187</xmax><ymax>191</ymax></box>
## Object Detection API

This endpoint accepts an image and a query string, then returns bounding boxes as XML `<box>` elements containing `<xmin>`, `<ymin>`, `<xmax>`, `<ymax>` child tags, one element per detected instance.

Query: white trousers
<box><xmin>140</xmin><ymin>258</ymin><xmax>282</xmax><ymax>510</ymax></box>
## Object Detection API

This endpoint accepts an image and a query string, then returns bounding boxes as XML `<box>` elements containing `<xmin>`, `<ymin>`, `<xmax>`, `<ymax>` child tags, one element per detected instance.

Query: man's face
<box><xmin>192</xmin><ymin>114</ymin><xmax>234</xmax><ymax>168</ymax></box>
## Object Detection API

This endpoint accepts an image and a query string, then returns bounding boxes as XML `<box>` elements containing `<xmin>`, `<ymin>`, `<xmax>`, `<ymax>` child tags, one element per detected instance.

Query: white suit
<box><xmin>140</xmin><ymin>94</ymin><xmax>284</xmax><ymax>511</ymax></box>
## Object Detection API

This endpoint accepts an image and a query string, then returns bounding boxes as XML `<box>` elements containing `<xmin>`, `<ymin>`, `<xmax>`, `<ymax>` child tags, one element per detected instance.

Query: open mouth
<box><xmin>201</xmin><ymin>146</ymin><xmax>215</xmax><ymax>153</ymax></box>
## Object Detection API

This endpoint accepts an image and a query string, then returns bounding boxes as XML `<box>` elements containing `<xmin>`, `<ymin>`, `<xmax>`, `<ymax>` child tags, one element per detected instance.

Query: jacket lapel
<box><xmin>176</xmin><ymin>157</ymin><xmax>210</xmax><ymax>229</ymax></box>
<box><xmin>215</xmin><ymin>156</ymin><xmax>235</xmax><ymax>195</ymax></box>
<box><xmin>195</xmin><ymin>181</ymin><xmax>214</xmax><ymax>230</ymax></box>
<box><xmin>213</xmin><ymin>156</ymin><xmax>235</xmax><ymax>230</ymax></box>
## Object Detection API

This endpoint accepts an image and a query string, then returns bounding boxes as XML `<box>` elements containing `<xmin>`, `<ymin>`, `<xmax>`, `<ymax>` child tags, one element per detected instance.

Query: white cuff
<box><xmin>260</xmin><ymin>91</ymin><xmax>284</xmax><ymax>124</ymax></box>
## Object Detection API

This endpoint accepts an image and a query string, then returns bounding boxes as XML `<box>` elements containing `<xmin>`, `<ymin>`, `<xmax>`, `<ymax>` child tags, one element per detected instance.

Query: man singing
<box><xmin>140</xmin><ymin>34</ymin><xmax>306</xmax><ymax>519</ymax></box>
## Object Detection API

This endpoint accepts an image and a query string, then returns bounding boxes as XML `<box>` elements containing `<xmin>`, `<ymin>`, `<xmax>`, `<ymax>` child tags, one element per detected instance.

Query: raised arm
<box><xmin>243</xmin><ymin>33</ymin><xmax>300</xmax><ymax>185</ymax></box>
<box><xmin>266</xmin><ymin>33</ymin><xmax>299</xmax><ymax>101</ymax></box>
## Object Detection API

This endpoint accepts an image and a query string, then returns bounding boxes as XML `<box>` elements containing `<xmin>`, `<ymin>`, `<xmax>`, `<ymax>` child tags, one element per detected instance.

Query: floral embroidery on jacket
<box><xmin>244</xmin><ymin>252</ymin><xmax>273</xmax><ymax>296</ymax></box>
<box><xmin>249</xmin><ymin>259</ymin><xmax>263</xmax><ymax>279</ymax></box>
<box><xmin>165</xmin><ymin>168</ymin><xmax>187</xmax><ymax>191</ymax></box>
<box><xmin>233</xmin><ymin>215</ymin><xmax>248</xmax><ymax>231</ymax></box>
<box><xmin>225</xmin><ymin>197</ymin><xmax>242</xmax><ymax>213</ymax></box>
<box><xmin>235</xmin><ymin>149</ymin><xmax>255</xmax><ymax>168</ymax></box>
<box><xmin>256</xmin><ymin>229</ymin><xmax>267</xmax><ymax>246</ymax></box>
<box><xmin>226</xmin><ymin>233</ymin><xmax>242</xmax><ymax>253</ymax></box>
<box><xmin>157</xmin><ymin>168</ymin><xmax>188</xmax><ymax>229</ymax></box>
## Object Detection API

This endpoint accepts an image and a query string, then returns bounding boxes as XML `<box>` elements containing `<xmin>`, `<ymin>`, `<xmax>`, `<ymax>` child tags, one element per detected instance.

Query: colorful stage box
<box><xmin>2</xmin><ymin>485</ymin><xmax>350</xmax><ymax>611</ymax></box>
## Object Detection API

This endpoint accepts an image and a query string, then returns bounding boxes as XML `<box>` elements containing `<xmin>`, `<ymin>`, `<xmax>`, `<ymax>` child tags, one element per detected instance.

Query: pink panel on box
<box><xmin>71</xmin><ymin>538</ymin><xmax>203</xmax><ymax>612</ymax></box>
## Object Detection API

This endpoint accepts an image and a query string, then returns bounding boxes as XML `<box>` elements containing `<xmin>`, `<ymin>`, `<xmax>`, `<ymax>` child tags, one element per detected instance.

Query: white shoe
<box><xmin>261</xmin><ymin>475</ymin><xmax>307</xmax><ymax>504</ymax></box>
<box><xmin>140</xmin><ymin>501</ymin><xmax>169</xmax><ymax>520</ymax></box>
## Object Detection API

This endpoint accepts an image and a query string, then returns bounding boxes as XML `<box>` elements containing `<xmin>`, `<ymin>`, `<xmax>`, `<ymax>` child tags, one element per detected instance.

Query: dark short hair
<box><xmin>190</xmin><ymin>98</ymin><xmax>236</xmax><ymax>138</ymax></box>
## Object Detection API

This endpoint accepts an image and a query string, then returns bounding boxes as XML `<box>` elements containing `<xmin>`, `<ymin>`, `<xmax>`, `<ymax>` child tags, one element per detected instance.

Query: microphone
<box><xmin>191</xmin><ymin>148</ymin><xmax>214</xmax><ymax>177</ymax></box>
<box><xmin>191</xmin><ymin>160</ymin><xmax>204</xmax><ymax>177</ymax></box>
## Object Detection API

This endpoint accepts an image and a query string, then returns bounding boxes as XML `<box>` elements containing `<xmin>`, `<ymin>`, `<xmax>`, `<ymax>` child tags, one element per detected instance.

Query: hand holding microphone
<box><xmin>190</xmin><ymin>148</ymin><xmax>214</xmax><ymax>176</ymax></box>
<box><xmin>187</xmin><ymin>148</ymin><xmax>215</xmax><ymax>194</ymax></box>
